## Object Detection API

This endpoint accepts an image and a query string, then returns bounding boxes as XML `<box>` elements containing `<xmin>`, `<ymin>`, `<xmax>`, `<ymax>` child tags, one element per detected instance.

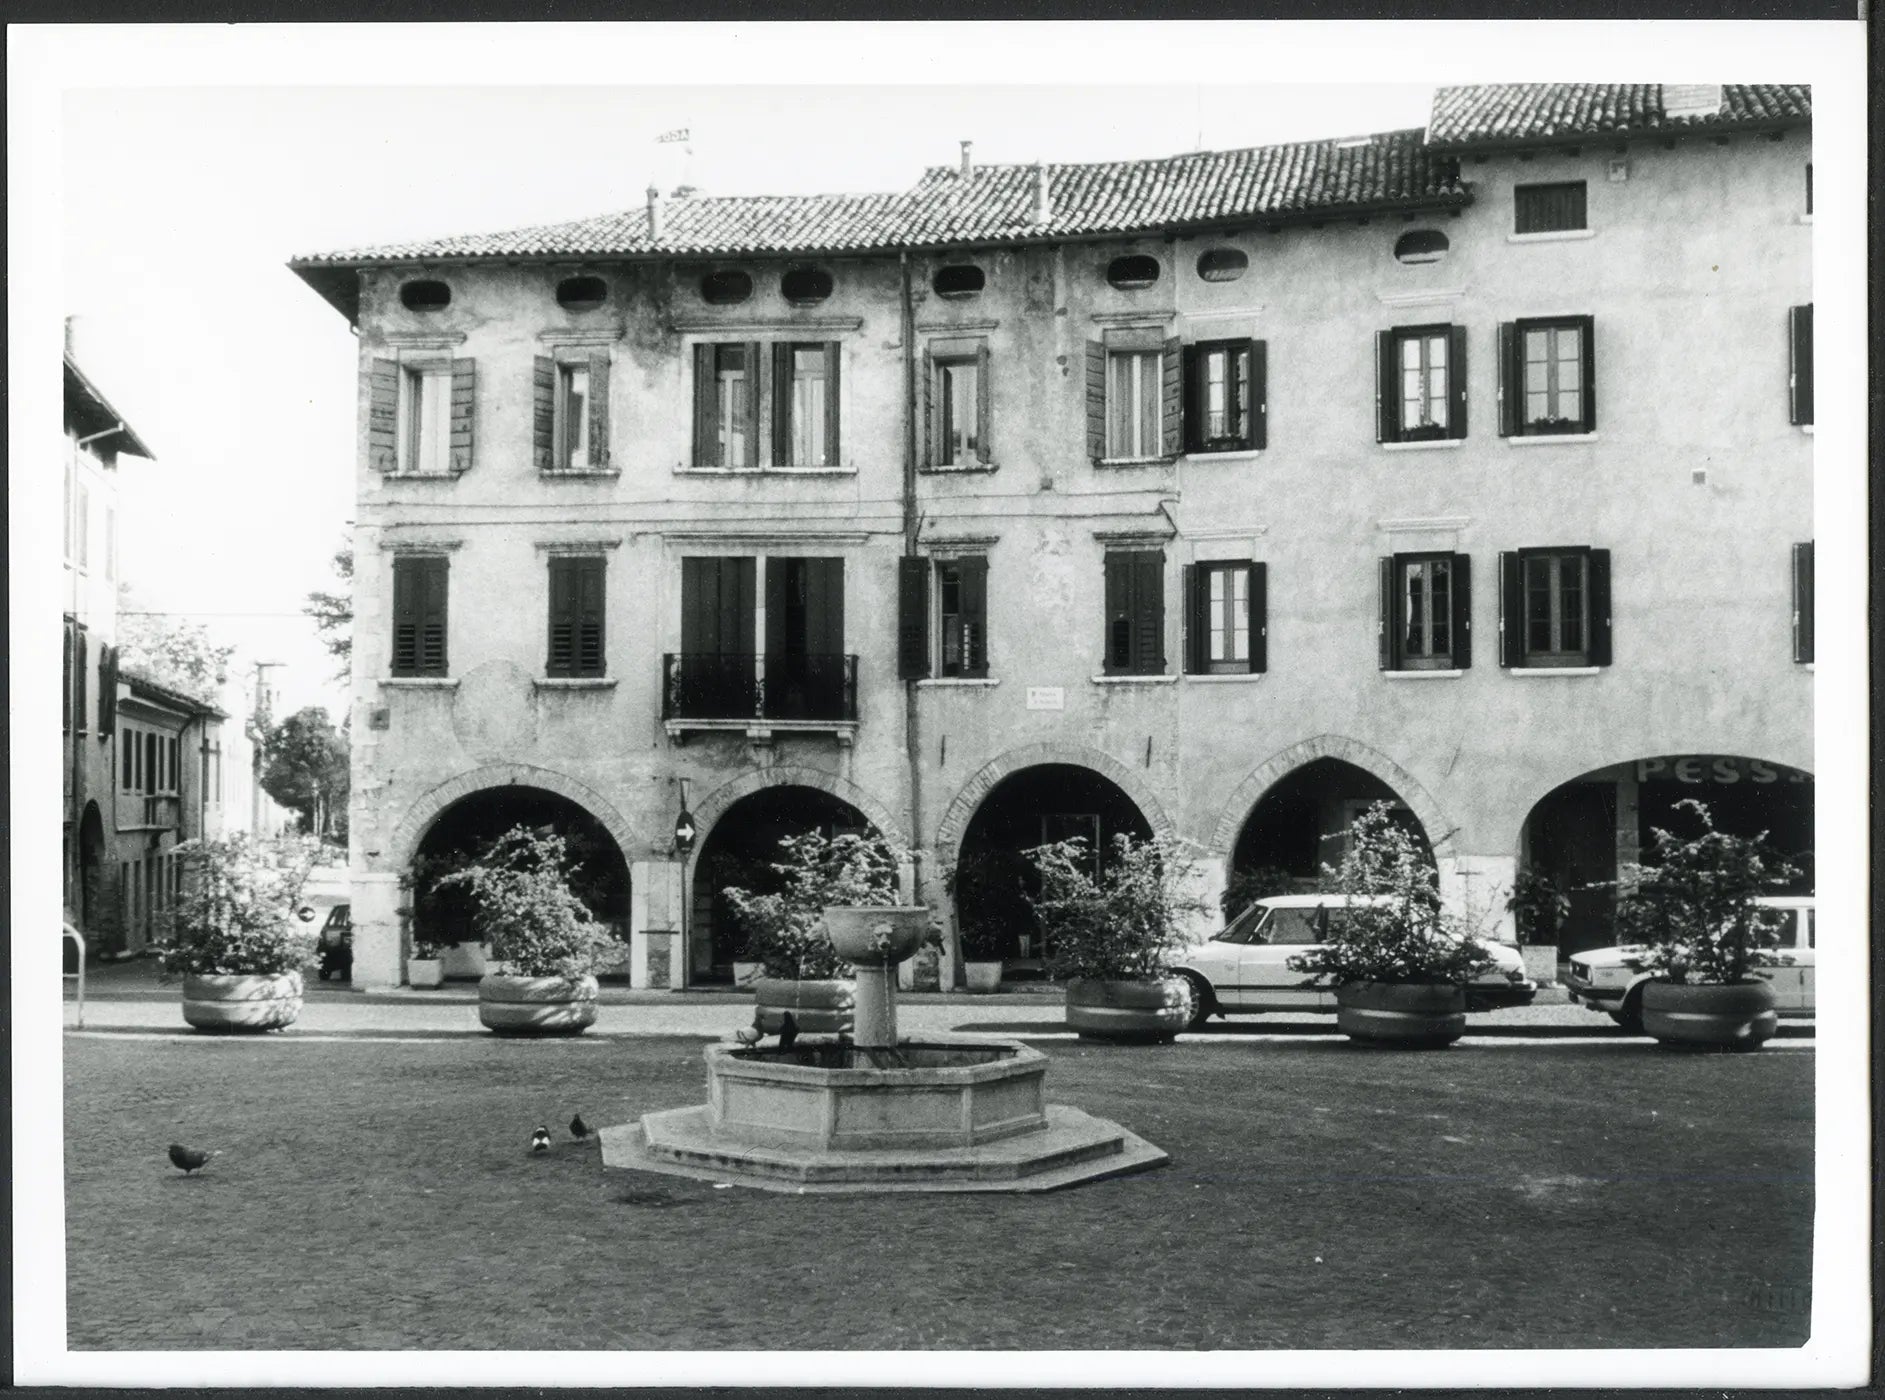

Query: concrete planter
<box><xmin>752</xmin><ymin>977</ymin><xmax>855</xmax><ymax>1035</ymax></box>
<box><xmin>732</xmin><ymin>960</ymin><xmax>765</xmax><ymax>989</ymax></box>
<box><xmin>1064</xmin><ymin>977</ymin><xmax>1189</xmax><ymax>1043</ymax></box>
<box><xmin>1334</xmin><ymin>982</ymin><xmax>1467</xmax><ymax>1048</ymax></box>
<box><xmin>439</xmin><ymin>943</ymin><xmax>490</xmax><ymax>979</ymax></box>
<box><xmin>477</xmin><ymin>973</ymin><xmax>599</xmax><ymax>1036</ymax></box>
<box><xmin>1520</xmin><ymin>945</ymin><xmax>1559</xmax><ymax>985</ymax></box>
<box><xmin>407</xmin><ymin>959</ymin><xmax>444</xmax><ymax>989</ymax></box>
<box><xmin>181</xmin><ymin>971</ymin><xmax>303</xmax><ymax>1033</ymax></box>
<box><xmin>964</xmin><ymin>961</ymin><xmax>1004</xmax><ymax>993</ymax></box>
<box><xmin>1642</xmin><ymin>979</ymin><xmax>1777</xmax><ymax>1050</ymax></box>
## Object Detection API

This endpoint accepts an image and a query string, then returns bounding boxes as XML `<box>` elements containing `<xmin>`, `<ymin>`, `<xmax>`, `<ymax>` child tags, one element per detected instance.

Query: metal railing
<box><xmin>662</xmin><ymin>653</ymin><xmax>859</xmax><ymax>722</ymax></box>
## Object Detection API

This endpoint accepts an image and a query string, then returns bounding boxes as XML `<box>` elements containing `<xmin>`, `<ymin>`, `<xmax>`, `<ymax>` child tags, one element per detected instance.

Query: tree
<box><xmin>116</xmin><ymin>598</ymin><xmax>235</xmax><ymax>707</ymax></box>
<box><xmin>260</xmin><ymin>706</ymin><xmax>350</xmax><ymax>839</ymax></box>
<box><xmin>303</xmin><ymin>541</ymin><xmax>352</xmax><ymax>679</ymax></box>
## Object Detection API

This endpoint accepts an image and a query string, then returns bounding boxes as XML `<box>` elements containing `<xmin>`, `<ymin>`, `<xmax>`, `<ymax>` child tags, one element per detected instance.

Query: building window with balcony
<box><xmin>898</xmin><ymin>555</ymin><xmax>989</xmax><ymax>680</ymax></box>
<box><xmin>1498</xmin><ymin>317</ymin><xmax>1595</xmax><ymax>437</ymax></box>
<box><xmin>924</xmin><ymin>338</ymin><xmax>991</xmax><ymax>470</ymax></box>
<box><xmin>1378</xmin><ymin>553</ymin><xmax>1471</xmax><ymax>672</ymax></box>
<box><xmin>1498</xmin><ymin>547</ymin><xmax>1611</xmax><ymax>668</ymax></box>
<box><xmin>1086</xmin><ymin>330</ymin><xmax>1180</xmax><ymax>464</ymax></box>
<box><xmin>391</xmin><ymin>555</ymin><xmax>450</xmax><ymax>677</ymax></box>
<box><xmin>534</xmin><ymin>353</ymin><xmax>610</xmax><ymax>472</ymax></box>
<box><xmin>1103</xmin><ymin>550</ymin><xmax>1165</xmax><ymax>676</ymax></box>
<box><xmin>1184</xmin><ymin>561</ymin><xmax>1266</xmax><ymax>674</ymax></box>
<box><xmin>545</xmin><ymin>555</ymin><xmax>606</xmax><ymax>678</ymax></box>
<box><xmin>669</xmin><ymin>555</ymin><xmax>855</xmax><ymax>723</ymax></box>
<box><xmin>1184</xmin><ymin>340</ymin><xmax>1266</xmax><ymax>454</ymax></box>
<box><xmin>1377</xmin><ymin>325</ymin><xmax>1466</xmax><ymax>443</ymax></box>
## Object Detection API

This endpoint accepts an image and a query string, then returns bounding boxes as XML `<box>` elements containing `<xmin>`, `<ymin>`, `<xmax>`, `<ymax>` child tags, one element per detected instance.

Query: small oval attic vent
<box><xmin>1394</xmin><ymin>230</ymin><xmax>1450</xmax><ymax>265</ymax></box>
<box><xmin>1106</xmin><ymin>255</ymin><xmax>1160</xmax><ymax>290</ymax></box>
<box><xmin>1195</xmin><ymin>248</ymin><xmax>1248</xmax><ymax>283</ymax></box>
<box><xmin>700</xmin><ymin>269</ymin><xmax>753</xmax><ymax>305</ymax></box>
<box><xmin>933</xmin><ymin>265</ymin><xmax>985</xmax><ymax>299</ymax></box>
<box><xmin>781</xmin><ymin>265</ymin><xmax>834</xmax><ymax>306</ymax></box>
<box><xmin>556</xmin><ymin>276</ymin><xmax>608</xmax><ymax>312</ymax></box>
<box><xmin>399</xmin><ymin>279</ymin><xmax>451</xmax><ymax>312</ymax></box>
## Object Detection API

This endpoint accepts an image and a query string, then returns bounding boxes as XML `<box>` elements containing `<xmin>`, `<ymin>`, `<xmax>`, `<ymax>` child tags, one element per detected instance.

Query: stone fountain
<box><xmin>601</xmin><ymin>907</ymin><xmax>1167</xmax><ymax>1193</ymax></box>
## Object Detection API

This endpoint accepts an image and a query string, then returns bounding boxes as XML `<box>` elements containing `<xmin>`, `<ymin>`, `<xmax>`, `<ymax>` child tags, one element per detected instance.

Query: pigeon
<box><xmin>778</xmin><ymin>1011</ymin><xmax>800</xmax><ymax>1051</ymax></box>
<box><xmin>733</xmin><ymin>1025</ymin><xmax>763</xmax><ymax>1048</ymax></box>
<box><xmin>168</xmin><ymin>1144</ymin><xmax>216</xmax><ymax>1174</ymax></box>
<box><xmin>569</xmin><ymin>1113</ymin><xmax>591</xmax><ymax>1141</ymax></box>
<box><xmin>530</xmin><ymin>1126</ymin><xmax>552</xmax><ymax>1153</ymax></box>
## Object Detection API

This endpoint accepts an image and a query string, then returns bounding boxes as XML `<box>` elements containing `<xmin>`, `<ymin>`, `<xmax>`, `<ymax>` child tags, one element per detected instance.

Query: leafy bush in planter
<box><xmin>1286</xmin><ymin>803</ymin><xmax>1495</xmax><ymax>988</ymax></box>
<box><xmin>1505</xmin><ymin>869</ymin><xmax>1571</xmax><ymax>946</ymax></box>
<box><xmin>431</xmin><ymin>826</ymin><xmax>611</xmax><ymax>979</ymax></box>
<box><xmin>1220</xmin><ymin>863</ymin><xmax>1295</xmax><ymax>923</ymax></box>
<box><xmin>723</xmin><ymin>831</ymin><xmax>903</xmax><ymax>980</ymax></box>
<box><xmin>1024</xmin><ymin>834</ymin><xmax>1203</xmax><ymax>983</ymax></box>
<box><xmin>1614</xmin><ymin>799</ymin><xmax>1798</xmax><ymax>986</ymax></box>
<box><xmin>945</xmin><ymin>844</ymin><xmax>1034</xmax><ymax>960</ymax></box>
<box><xmin>157</xmin><ymin>833</ymin><xmax>323</xmax><ymax>977</ymax></box>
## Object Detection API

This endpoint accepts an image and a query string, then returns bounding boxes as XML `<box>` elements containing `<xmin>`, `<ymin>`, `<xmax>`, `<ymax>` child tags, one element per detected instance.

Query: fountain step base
<box><xmin>600</xmin><ymin>1105</ymin><xmax>1168</xmax><ymax>1194</ymax></box>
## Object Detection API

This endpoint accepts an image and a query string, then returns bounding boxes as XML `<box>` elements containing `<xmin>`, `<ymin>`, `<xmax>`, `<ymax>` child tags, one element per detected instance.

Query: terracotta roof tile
<box><xmin>1426</xmin><ymin>83</ymin><xmax>1810</xmax><ymax>149</ymax></box>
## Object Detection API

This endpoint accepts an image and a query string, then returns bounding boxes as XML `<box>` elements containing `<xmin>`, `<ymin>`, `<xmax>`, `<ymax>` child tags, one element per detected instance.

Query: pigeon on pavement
<box><xmin>530</xmin><ymin>1126</ymin><xmax>552</xmax><ymax>1153</ymax></box>
<box><xmin>168</xmin><ymin>1144</ymin><xmax>216</xmax><ymax>1174</ymax></box>
<box><xmin>569</xmin><ymin>1113</ymin><xmax>591</xmax><ymax>1141</ymax></box>
<box><xmin>778</xmin><ymin>1011</ymin><xmax>800</xmax><ymax>1050</ymax></box>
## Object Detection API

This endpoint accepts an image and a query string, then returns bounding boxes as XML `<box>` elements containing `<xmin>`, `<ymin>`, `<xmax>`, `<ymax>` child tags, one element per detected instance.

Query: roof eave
<box><xmin>63</xmin><ymin>359</ymin><xmax>156</xmax><ymax>461</ymax></box>
<box><xmin>1427</xmin><ymin>113</ymin><xmax>1811</xmax><ymax>155</ymax></box>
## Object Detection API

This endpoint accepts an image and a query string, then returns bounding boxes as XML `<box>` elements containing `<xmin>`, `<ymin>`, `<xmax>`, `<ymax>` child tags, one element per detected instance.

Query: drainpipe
<box><xmin>898</xmin><ymin>251</ymin><xmax>928</xmax><ymax>968</ymax></box>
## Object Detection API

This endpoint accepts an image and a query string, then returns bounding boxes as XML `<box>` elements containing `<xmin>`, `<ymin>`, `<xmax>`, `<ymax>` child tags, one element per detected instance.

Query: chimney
<box><xmin>959</xmin><ymin>140</ymin><xmax>974</xmax><ymax>178</ymax></box>
<box><xmin>1030</xmin><ymin>163</ymin><xmax>1051</xmax><ymax>226</ymax></box>
<box><xmin>1662</xmin><ymin>84</ymin><xmax>1724</xmax><ymax>121</ymax></box>
<box><xmin>646</xmin><ymin>184</ymin><xmax>663</xmax><ymax>241</ymax></box>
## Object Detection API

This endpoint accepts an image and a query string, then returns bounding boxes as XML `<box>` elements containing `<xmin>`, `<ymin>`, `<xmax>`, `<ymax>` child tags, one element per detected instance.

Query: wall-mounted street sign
<box><xmin>1025</xmin><ymin>687</ymin><xmax>1065</xmax><ymax>711</ymax></box>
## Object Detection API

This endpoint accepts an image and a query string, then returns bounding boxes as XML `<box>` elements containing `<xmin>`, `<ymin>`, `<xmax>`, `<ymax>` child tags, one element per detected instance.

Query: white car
<box><xmin>1171</xmin><ymin>893</ymin><xmax>1536</xmax><ymax>1030</ymax></box>
<box><xmin>1563</xmin><ymin>895</ymin><xmax>1815</xmax><ymax>1033</ymax></box>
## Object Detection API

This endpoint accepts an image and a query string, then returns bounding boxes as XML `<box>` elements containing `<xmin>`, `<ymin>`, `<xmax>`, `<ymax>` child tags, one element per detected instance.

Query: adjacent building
<box><xmin>291</xmin><ymin>82</ymin><xmax>1814</xmax><ymax>991</ymax></box>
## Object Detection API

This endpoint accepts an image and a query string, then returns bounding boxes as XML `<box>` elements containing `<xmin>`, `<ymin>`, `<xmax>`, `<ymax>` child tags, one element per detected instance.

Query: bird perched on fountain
<box><xmin>569</xmin><ymin>1113</ymin><xmax>591</xmax><ymax>1142</ymax></box>
<box><xmin>733</xmin><ymin>1024</ymin><xmax>763</xmax><ymax>1048</ymax></box>
<box><xmin>167</xmin><ymin>1143</ymin><xmax>217</xmax><ymax>1175</ymax></box>
<box><xmin>530</xmin><ymin>1126</ymin><xmax>552</xmax><ymax>1153</ymax></box>
<box><xmin>778</xmin><ymin>1011</ymin><xmax>800</xmax><ymax>1051</ymax></box>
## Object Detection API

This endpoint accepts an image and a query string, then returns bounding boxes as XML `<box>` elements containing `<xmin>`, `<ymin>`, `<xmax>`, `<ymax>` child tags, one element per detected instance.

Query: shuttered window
<box><xmin>691</xmin><ymin>343</ymin><xmax>761</xmax><ymax>468</ymax></box>
<box><xmin>1103</xmin><ymin>551</ymin><xmax>1165</xmax><ymax>675</ymax></box>
<box><xmin>773</xmin><ymin>343</ymin><xmax>842</xmax><ymax>468</ymax></box>
<box><xmin>98</xmin><ymin>644</ymin><xmax>118</xmax><ymax>735</ymax></box>
<box><xmin>1497</xmin><ymin>547</ymin><xmax>1611</xmax><ymax>667</ymax></box>
<box><xmin>1515</xmin><ymin>181</ymin><xmax>1587</xmax><ymax>234</ymax></box>
<box><xmin>1184</xmin><ymin>340</ymin><xmax>1265</xmax><ymax>453</ymax></box>
<box><xmin>1378</xmin><ymin>554</ymin><xmax>1471</xmax><ymax>671</ymax></box>
<box><xmin>391</xmin><ymin>555</ymin><xmax>450</xmax><ymax>677</ymax></box>
<box><xmin>938</xmin><ymin>557</ymin><xmax>989</xmax><ymax>678</ymax></box>
<box><xmin>1497</xmin><ymin>317</ymin><xmax>1595</xmax><ymax>437</ymax></box>
<box><xmin>1183</xmin><ymin>561</ymin><xmax>1266</xmax><ymax>674</ymax></box>
<box><xmin>1791</xmin><ymin>542</ymin><xmax>1814</xmax><ymax>664</ymax></box>
<box><xmin>1789</xmin><ymin>305</ymin><xmax>1813</xmax><ymax>426</ymax></box>
<box><xmin>73</xmin><ymin>624</ymin><xmax>88</xmax><ymax>734</ymax></box>
<box><xmin>1377</xmin><ymin>325</ymin><xmax>1467</xmax><ymax>443</ymax></box>
<box><xmin>535</xmin><ymin>354</ymin><xmax>612</xmax><ymax>471</ymax></box>
<box><xmin>546</xmin><ymin>556</ymin><xmax>606</xmax><ymax>678</ymax></box>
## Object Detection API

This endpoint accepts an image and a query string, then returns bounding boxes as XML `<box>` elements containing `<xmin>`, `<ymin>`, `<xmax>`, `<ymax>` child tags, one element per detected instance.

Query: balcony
<box><xmin>662</xmin><ymin>653</ymin><xmax>859</xmax><ymax>744</ymax></box>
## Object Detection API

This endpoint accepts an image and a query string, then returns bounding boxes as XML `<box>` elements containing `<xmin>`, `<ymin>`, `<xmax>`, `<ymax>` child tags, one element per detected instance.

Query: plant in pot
<box><xmin>1025</xmin><ymin>833</ymin><xmax>1204</xmax><ymax>1043</ymax></box>
<box><xmin>723</xmin><ymin>830</ymin><xmax>905</xmax><ymax>1035</ymax></box>
<box><xmin>944</xmin><ymin>844</ymin><xmax>1032</xmax><ymax>992</ymax></box>
<box><xmin>1505</xmin><ymin>868</ymin><xmax>1571</xmax><ymax>986</ymax></box>
<box><xmin>1286</xmin><ymin>803</ymin><xmax>1497</xmax><ymax>1049</ymax></box>
<box><xmin>1613</xmin><ymin>799</ymin><xmax>1798</xmax><ymax>1051</ymax></box>
<box><xmin>407</xmin><ymin>936</ymin><xmax>447</xmax><ymax>989</ymax></box>
<box><xmin>158</xmin><ymin>832</ymin><xmax>323</xmax><ymax>1033</ymax></box>
<box><xmin>432</xmin><ymin>825</ymin><xmax>612</xmax><ymax>1036</ymax></box>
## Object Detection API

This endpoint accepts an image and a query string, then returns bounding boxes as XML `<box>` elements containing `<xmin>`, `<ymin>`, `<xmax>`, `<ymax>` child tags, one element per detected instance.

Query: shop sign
<box><xmin>1635</xmin><ymin>757</ymin><xmax>1808</xmax><ymax>785</ymax></box>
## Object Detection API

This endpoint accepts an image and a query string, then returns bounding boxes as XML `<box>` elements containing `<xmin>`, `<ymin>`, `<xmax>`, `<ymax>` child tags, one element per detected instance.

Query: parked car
<box><xmin>314</xmin><ymin>903</ymin><xmax>353</xmax><ymax>982</ymax></box>
<box><xmin>1563</xmin><ymin>895</ymin><xmax>1815</xmax><ymax>1033</ymax></box>
<box><xmin>1172</xmin><ymin>894</ymin><xmax>1536</xmax><ymax>1029</ymax></box>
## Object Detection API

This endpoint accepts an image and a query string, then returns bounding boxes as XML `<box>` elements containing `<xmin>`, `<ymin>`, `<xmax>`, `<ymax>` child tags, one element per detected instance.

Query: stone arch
<box><xmin>690</xmin><ymin>765</ymin><xmax>907</xmax><ymax>850</ymax></box>
<box><xmin>933</xmin><ymin>742</ymin><xmax>1177</xmax><ymax>866</ymax></box>
<box><xmin>1210</xmin><ymin>735</ymin><xmax>1454</xmax><ymax>859</ymax></box>
<box><xmin>389</xmin><ymin>763</ymin><xmax>636</xmax><ymax>870</ymax></box>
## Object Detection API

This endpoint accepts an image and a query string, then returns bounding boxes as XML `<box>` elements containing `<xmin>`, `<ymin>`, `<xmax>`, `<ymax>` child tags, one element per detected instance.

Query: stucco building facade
<box><xmin>293</xmin><ymin>83</ymin><xmax>1814</xmax><ymax>992</ymax></box>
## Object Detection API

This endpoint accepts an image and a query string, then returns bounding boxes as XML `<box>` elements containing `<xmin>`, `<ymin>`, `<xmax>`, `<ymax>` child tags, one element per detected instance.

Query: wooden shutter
<box><xmin>1249</xmin><ymin>340</ymin><xmax>1268</xmax><ymax>451</ymax></box>
<box><xmin>448</xmin><ymin>359</ymin><xmax>475</xmax><ymax>473</ymax></box>
<box><xmin>587</xmin><ymin>354</ymin><xmax>611</xmax><ymax>468</ymax></box>
<box><xmin>975</xmin><ymin>341</ymin><xmax>993</xmax><ymax>464</ymax></box>
<box><xmin>1160</xmin><ymin>338</ymin><xmax>1183</xmax><ymax>458</ymax></box>
<box><xmin>548</xmin><ymin>561</ymin><xmax>573</xmax><ymax>673</ymax></box>
<box><xmin>392</xmin><ymin>558</ymin><xmax>418</xmax><ymax>674</ymax></box>
<box><xmin>1792</xmin><ymin>541</ymin><xmax>1814</xmax><ymax>663</ymax></box>
<box><xmin>1447</xmin><ymin>325</ymin><xmax>1468</xmax><ymax>440</ymax></box>
<box><xmin>1103</xmin><ymin>552</ymin><xmax>1129</xmax><ymax>672</ymax></box>
<box><xmin>1789</xmin><ymin>305</ymin><xmax>1814</xmax><ymax>426</ymax></box>
<box><xmin>1496</xmin><ymin>323</ymin><xmax>1518</xmax><ymax>437</ymax></box>
<box><xmin>1574</xmin><ymin>316</ymin><xmax>1596</xmax><ymax>432</ymax></box>
<box><xmin>1586</xmin><ymin>548</ymin><xmax>1612</xmax><ymax>667</ymax></box>
<box><xmin>1450</xmin><ymin>553</ymin><xmax>1473</xmax><ymax>670</ymax></box>
<box><xmin>547</xmin><ymin>557</ymin><xmax>603</xmax><ymax>676</ymax></box>
<box><xmin>1085</xmin><ymin>340</ymin><xmax>1106</xmax><ymax>460</ymax></box>
<box><xmin>959</xmin><ymin>555</ymin><xmax>989</xmax><ymax>676</ymax></box>
<box><xmin>1377</xmin><ymin>556</ymin><xmax>1397</xmax><ymax>670</ymax></box>
<box><xmin>533</xmin><ymin>356</ymin><xmax>557</xmax><ymax>470</ymax></box>
<box><xmin>368</xmin><ymin>359</ymin><xmax>400</xmax><ymax>472</ymax></box>
<box><xmin>807</xmin><ymin>557</ymin><xmax>844</xmax><ymax>657</ymax></box>
<box><xmin>419</xmin><ymin>556</ymin><xmax>449</xmax><ymax>674</ymax></box>
<box><xmin>1181</xmin><ymin>564</ymin><xmax>1202</xmax><ymax>673</ymax></box>
<box><xmin>74</xmin><ymin>625</ymin><xmax>88</xmax><ymax>734</ymax></box>
<box><xmin>772</xmin><ymin>344</ymin><xmax>794</xmax><ymax>467</ymax></box>
<box><xmin>919</xmin><ymin>348</ymin><xmax>935</xmax><ymax>469</ymax></box>
<box><xmin>1181</xmin><ymin>345</ymin><xmax>1202</xmax><ymax>454</ymax></box>
<box><xmin>691</xmin><ymin>345</ymin><xmax>717</xmax><ymax>467</ymax></box>
<box><xmin>98</xmin><ymin>644</ymin><xmax>118</xmax><ymax>735</ymax></box>
<box><xmin>1135</xmin><ymin>551</ymin><xmax>1165</xmax><ymax>673</ymax></box>
<box><xmin>577</xmin><ymin>557</ymin><xmax>605</xmax><ymax>674</ymax></box>
<box><xmin>1249</xmin><ymin>562</ymin><xmax>1268</xmax><ymax>674</ymax></box>
<box><xmin>743</xmin><ymin>341</ymin><xmax>763</xmax><ymax>466</ymax></box>
<box><xmin>823</xmin><ymin>342</ymin><xmax>842</xmax><ymax>467</ymax></box>
<box><xmin>62</xmin><ymin>620</ymin><xmax>72</xmax><ymax>734</ymax></box>
<box><xmin>682</xmin><ymin>557</ymin><xmax>754</xmax><ymax>656</ymax></box>
<box><xmin>1497</xmin><ymin>551</ymin><xmax>1522</xmax><ymax>666</ymax></box>
<box><xmin>897</xmin><ymin>556</ymin><xmax>930</xmax><ymax>680</ymax></box>
<box><xmin>1375</xmin><ymin>330</ymin><xmax>1397</xmax><ymax>443</ymax></box>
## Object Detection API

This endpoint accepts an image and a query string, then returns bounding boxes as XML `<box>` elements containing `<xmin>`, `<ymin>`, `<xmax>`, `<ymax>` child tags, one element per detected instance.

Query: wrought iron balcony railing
<box><xmin>663</xmin><ymin>653</ymin><xmax>859</xmax><ymax>723</ymax></box>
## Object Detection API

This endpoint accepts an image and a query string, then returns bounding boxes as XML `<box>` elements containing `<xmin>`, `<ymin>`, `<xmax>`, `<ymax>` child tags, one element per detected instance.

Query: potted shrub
<box><xmin>945</xmin><ymin>846</ymin><xmax>1030</xmax><ymax>992</ymax></box>
<box><xmin>407</xmin><ymin>936</ymin><xmax>446</xmax><ymax>989</ymax></box>
<box><xmin>433</xmin><ymin>826</ymin><xmax>612</xmax><ymax>1036</ymax></box>
<box><xmin>1026</xmin><ymin>833</ymin><xmax>1203</xmax><ymax>1043</ymax></box>
<box><xmin>1614</xmin><ymin>799</ymin><xmax>1797</xmax><ymax>1051</ymax></box>
<box><xmin>1287</xmin><ymin>803</ymin><xmax>1498</xmax><ymax>1049</ymax></box>
<box><xmin>159</xmin><ymin>833</ymin><xmax>322</xmax><ymax>1033</ymax></box>
<box><xmin>724</xmin><ymin>830</ymin><xmax>903</xmax><ymax>1035</ymax></box>
<box><xmin>1506</xmin><ymin>868</ymin><xmax>1571</xmax><ymax>986</ymax></box>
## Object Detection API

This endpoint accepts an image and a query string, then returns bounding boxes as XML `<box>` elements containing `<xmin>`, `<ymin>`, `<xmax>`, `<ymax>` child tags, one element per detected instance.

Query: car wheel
<box><xmin>1177</xmin><ymin>972</ymin><xmax>1214</xmax><ymax>1031</ymax></box>
<box><xmin>1611</xmin><ymin>991</ymin><xmax>1645</xmax><ymax>1036</ymax></box>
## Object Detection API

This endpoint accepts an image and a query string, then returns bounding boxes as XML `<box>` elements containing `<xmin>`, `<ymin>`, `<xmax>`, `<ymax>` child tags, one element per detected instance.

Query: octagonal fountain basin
<box><xmin>602</xmin><ymin>1033</ymin><xmax>1168</xmax><ymax>1194</ymax></box>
